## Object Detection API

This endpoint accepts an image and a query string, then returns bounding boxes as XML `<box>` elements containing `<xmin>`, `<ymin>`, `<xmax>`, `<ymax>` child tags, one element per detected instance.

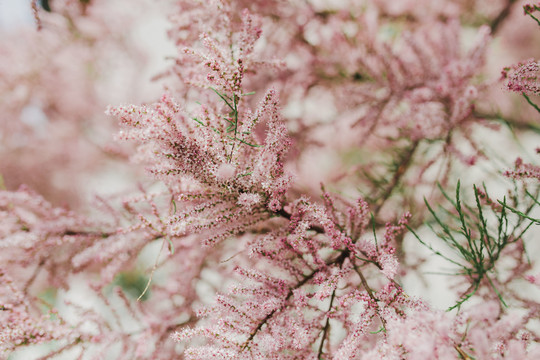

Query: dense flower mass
<box><xmin>1</xmin><ymin>0</ymin><xmax>539</xmax><ymax>359</ymax></box>
<box><xmin>503</xmin><ymin>59</ymin><xmax>540</xmax><ymax>95</ymax></box>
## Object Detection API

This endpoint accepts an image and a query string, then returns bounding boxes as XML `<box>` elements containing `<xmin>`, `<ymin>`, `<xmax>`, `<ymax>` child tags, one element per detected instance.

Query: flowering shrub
<box><xmin>1</xmin><ymin>0</ymin><xmax>540</xmax><ymax>359</ymax></box>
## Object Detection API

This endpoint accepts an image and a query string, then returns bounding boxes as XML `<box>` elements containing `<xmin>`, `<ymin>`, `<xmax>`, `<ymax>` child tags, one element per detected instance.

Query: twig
<box><xmin>490</xmin><ymin>0</ymin><xmax>518</xmax><ymax>35</ymax></box>
<box><xmin>240</xmin><ymin>250</ymin><xmax>350</xmax><ymax>351</ymax></box>
<box><xmin>317</xmin><ymin>289</ymin><xmax>336</xmax><ymax>360</ymax></box>
<box><xmin>373</xmin><ymin>141</ymin><xmax>418</xmax><ymax>217</ymax></box>
<box><xmin>31</xmin><ymin>0</ymin><xmax>43</xmax><ymax>31</ymax></box>
<box><xmin>354</xmin><ymin>266</ymin><xmax>387</xmax><ymax>330</ymax></box>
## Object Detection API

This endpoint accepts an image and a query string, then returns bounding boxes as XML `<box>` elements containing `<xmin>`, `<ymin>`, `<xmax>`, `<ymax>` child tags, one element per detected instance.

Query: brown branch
<box><xmin>240</xmin><ymin>250</ymin><xmax>350</xmax><ymax>351</ymax></box>
<box><xmin>31</xmin><ymin>0</ymin><xmax>42</xmax><ymax>30</ymax></box>
<box><xmin>23</xmin><ymin>259</ymin><xmax>45</xmax><ymax>295</ymax></box>
<box><xmin>240</xmin><ymin>270</ymin><xmax>314</xmax><ymax>351</ymax></box>
<box><xmin>36</xmin><ymin>336</ymin><xmax>83</xmax><ymax>360</ymax></box>
<box><xmin>454</xmin><ymin>344</ymin><xmax>473</xmax><ymax>360</ymax></box>
<box><xmin>373</xmin><ymin>141</ymin><xmax>419</xmax><ymax>217</ymax></box>
<box><xmin>63</xmin><ymin>229</ymin><xmax>111</xmax><ymax>237</ymax></box>
<box><xmin>490</xmin><ymin>0</ymin><xmax>518</xmax><ymax>35</ymax></box>
<box><xmin>354</xmin><ymin>265</ymin><xmax>387</xmax><ymax>330</ymax></box>
<box><xmin>275</xmin><ymin>208</ymin><xmax>325</xmax><ymax>233</ymax></box>
<box><xmin>474</xmin><ymin>111</ymin><xmax>540</xmax><ymax>134</ymax></box>
<box><xmin>317</xmin><ymin>289</ymin><xmax>336</xmax><ymax>360</ymax></box>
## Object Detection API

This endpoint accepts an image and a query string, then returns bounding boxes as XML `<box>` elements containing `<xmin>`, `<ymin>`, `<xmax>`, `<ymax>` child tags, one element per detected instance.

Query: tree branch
<box><xmin>373</xmin><ymin>141</ymin><xmax>419</xmax><ymax>217</ymax></box>
<box><xmin>490</xmin><ymin>0</ymin><xmax>518</xmax><ymax>35</ymax></box>
<box><xmin>317</xmin><ymin>289</ymin><xmax>336</xmax><ymax>359</ymax></box>
<box><xmin>241</xmin><ymin>250</ymin><xmax>350</xmax><ymax>351</ymax></box>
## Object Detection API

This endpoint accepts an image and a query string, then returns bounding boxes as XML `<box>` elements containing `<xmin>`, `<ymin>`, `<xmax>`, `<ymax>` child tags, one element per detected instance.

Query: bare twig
<box><xmin>490</xmin><ymin>0</ymin><xmax>518</xmax><ymax>35</ymax></box>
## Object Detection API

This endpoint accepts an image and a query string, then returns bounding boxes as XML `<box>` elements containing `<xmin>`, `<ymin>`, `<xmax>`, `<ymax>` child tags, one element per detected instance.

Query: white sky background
<box><xmin>0</xmin><ymin>0</ymin><xmax>34</xmax><ymax>29</ymax></box>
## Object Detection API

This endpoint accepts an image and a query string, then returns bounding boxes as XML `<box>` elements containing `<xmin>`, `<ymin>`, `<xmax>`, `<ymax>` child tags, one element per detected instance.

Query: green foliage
<box><xmin>37</xmin><ymin>288</ymin><xmax>58</xmax><ymax>315</ymax></box>
<box><xmin>114</xmin><ymin>271</ymin><xmax>151</xmax><ymax>301</ymax></box>
<box><xmin>191</xmin><ymin>88</ymin><xmax>262</xmax><ymax>163</ymax></box>
<box><xmin>409</xmin><ymin>180</ymin><xmax>539</xmax><ymax>310</ymax></box>
<box><xmin>523</xmin><ymin>92</ymin><xmax>540</xmax><ymax>113</ymax></box>
<box><xmin>524</xmin><ymin>4</ymin><xmax>540</xmax><ymax>27</ymax></box>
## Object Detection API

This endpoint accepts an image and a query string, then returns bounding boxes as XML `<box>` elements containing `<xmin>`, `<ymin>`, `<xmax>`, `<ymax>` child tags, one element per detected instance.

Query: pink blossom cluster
<box><xmin>524</xmin><ymin>3</ymin><xmax>540</xmax><ymax>15</ymax></box>
<box><xmin>503</xmin><ymin>59</ymin><xmax>540</xmax><ymax>95</ymax></box>
<box><xmin>0</xmin><ymin>0</ymin><xmax>153</xmax><ymax>207</ymax></box>
<box><xmin>504</xmin><ymin>156</ymin><xmax>540</xmax><ymax>180</ymax></box>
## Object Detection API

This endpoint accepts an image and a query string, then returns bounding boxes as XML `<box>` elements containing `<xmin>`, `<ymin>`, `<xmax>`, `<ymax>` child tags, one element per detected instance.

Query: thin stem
<box><xmin>373</xmin><ymin>141</ymin><xmax>418</xmax><ymax>217</ymax></box>
<box><xmin>474</xmin><ymin>110</ymin><xmax>540</xmax><ymax>134</ymax></box>
<box><xmin>31</xmin><ymin>0</ymin><xmax>42</xmax><ymax>30</ymax></box>
<box><xmin>240</xmin><ymin>250</ymin><xmax>350</xmax><ymax>351</ymax></box>
<box><xmin>23</xmin><ymin>259</ymin><xmax>45</xmax><ymax>295</ymax></box>
<box><xmin>137</xmin><ymin>236</ymin><xmax>166</xmax><ymax>301</ymax></box>
<box><xmin>525</xmin><ymin>5</ymin><xmax>540</xmax><ymax>26</ymax></box>
<box><xmin>275</xmin><ymin>208</ymin><xmax>325</xmax><ymax>233</ymax></box>
<box><xmin>454</xmin><ymin>344</ymin><xmax>474</xmax><ymax>360</ymax></box>
<box><xmin>317</xmin><ymin>289</ymin><xmax>336</xmax><ymax>359</ymax></box>
<box><xmin>490</xmin><ymin>0</ymin><xmax>518</xmax><ymax>35</ymax></box>
<box><xmin>36</xmin><ymin>337</ymin><xmax>82</xmax><ymax>360</ymax></box>
<box><xmin>354</xmin><ymin>266</ymin><xmax>387</xmax><ymax>330</ymax></box>
<box><xmin>240</xmin><ymin>271</ymin><xmax>314</xmax><ymax>351</ymax></box>
<box><xmin>228</xmin><ymin>94</ymin><xmax>239</xmax><ymax>162</ymax></box>
<box><xmin>523</xmin><ymin>92</ymin><xmax>540</xmax><ymax>113</ymax></box>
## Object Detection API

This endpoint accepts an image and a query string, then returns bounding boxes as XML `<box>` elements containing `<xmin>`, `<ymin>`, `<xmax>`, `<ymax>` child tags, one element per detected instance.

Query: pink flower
<box><xmin>503</xmin><ymin>59</ymin><xmax>540</xmax><ymax>95</ymax></box>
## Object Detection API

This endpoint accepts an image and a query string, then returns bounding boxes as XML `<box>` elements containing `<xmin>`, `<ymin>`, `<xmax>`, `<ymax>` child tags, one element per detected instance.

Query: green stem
<box><xmin>523</xmin><ymin>93</ymin><xmax>540</xmax><ymax>113</ymax></box>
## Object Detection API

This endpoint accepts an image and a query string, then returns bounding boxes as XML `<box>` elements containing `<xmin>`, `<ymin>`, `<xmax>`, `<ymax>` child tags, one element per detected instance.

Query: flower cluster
<box><xmin>503</xmin><ymin>59</ymin><xmax>540</xmax><ymax>96</ymax></box>
<box><xmin>174</xmin><ymin>194</ymin><xmax>416</xmax><ymax>359</ymax></box>
<box><xmin>504</xmin><ymin>156</ymin><xmax>540</xmax><ymax>180</ymax></box>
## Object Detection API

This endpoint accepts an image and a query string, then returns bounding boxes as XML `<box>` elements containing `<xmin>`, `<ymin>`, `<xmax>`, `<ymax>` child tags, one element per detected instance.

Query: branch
<box><xmin>240</xmin><ymin>270</ymin><xmax>315</xmax><ymax>351</ymax></box>
<box><xmin>275</xmin><ymin>208</ymin><xmax>325</xmax><ymax>233</ymax></box>
<box><xmin>240</xmin><ymin>250</ymin><xmax>350</xmax><ymax>351</ymax></box>
<box><xmin>317</xmin><ymin>289</ymin><xmax>336</xmax><ymax>359</ymax></box>
<box><xmin>490</xmin><ymin>0</ymin><xmax>518</xmax><ymax>35</ymax></box>
<box><xmin>353</xmin><ymin>265</ymin><xmax>387</xmax><ymax>330</ymax></box>
<box><xmin>31</xmin><ymin>0</ymin><xmax>43</xmax><ymax>30</ymax></box>
<box><xmin>373</xmin><ymin>141</ymin><xmax>418</xmax><ymax>217</ymax></box>
<box><xmin>474</xmin><ymin>111</ymin><xmax>540</xmax><ymax>134</ymax></box>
